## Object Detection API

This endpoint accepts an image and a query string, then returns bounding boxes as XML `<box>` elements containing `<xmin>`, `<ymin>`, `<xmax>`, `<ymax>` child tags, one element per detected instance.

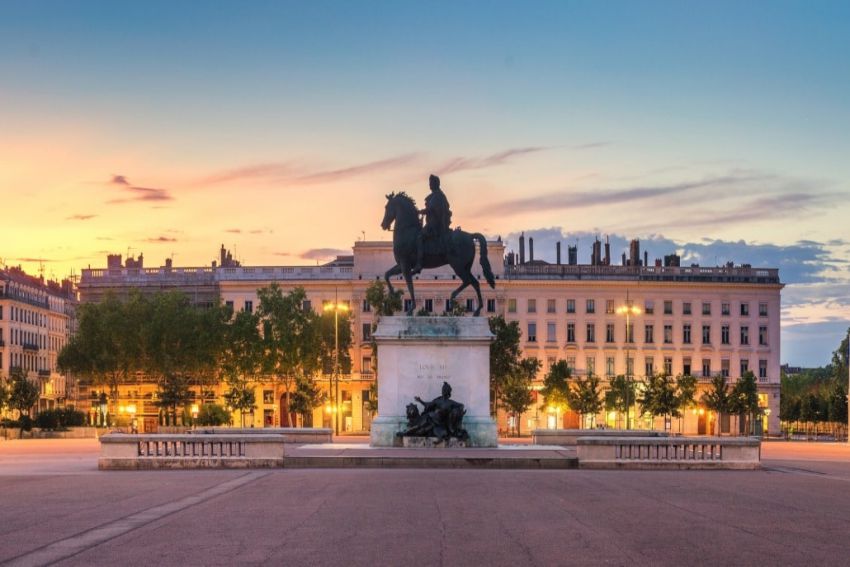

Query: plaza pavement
<box><xmin>1</xmin><ymin>438</ymin><xmax>850</xmax><ymax>566</ymax></box>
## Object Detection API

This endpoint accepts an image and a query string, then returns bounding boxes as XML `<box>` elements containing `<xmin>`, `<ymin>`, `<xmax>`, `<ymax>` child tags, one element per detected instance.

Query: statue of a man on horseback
<box><xmin>381</xmin><ymin>175</ymin><xmax>496</xmax><ymax>316</ymax></box>
<box><xmin>413</xmin><ymin>174</ymin><xmax>452</xmax><ymax>274</ymax></box>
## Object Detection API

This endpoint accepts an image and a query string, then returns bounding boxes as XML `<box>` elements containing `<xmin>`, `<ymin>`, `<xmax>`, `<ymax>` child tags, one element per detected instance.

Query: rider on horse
<box><xmin>412</xmin><ymin>174</ymin><xmax>453</xmax><ymax>273</ymax></box>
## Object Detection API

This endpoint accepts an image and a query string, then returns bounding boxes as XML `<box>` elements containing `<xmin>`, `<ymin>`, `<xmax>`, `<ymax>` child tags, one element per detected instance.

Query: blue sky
<box><xmin>1</xmin><ymin>1</ymin><xmax>848</xmax><ymax>365</ymax></box>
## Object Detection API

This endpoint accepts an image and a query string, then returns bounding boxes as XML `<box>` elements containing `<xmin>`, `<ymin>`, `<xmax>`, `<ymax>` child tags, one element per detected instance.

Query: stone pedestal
<box><xmin>369</xmin><ymin>316</ymin><xmax>498</xmax><ymax>448</ymax></box>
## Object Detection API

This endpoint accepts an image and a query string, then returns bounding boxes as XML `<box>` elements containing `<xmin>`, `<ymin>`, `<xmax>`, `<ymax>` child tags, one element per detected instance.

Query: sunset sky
<box><xmin>2</xmin><ymin>1</ymin><xmax>848</xmax><ymax>365</ymax></box>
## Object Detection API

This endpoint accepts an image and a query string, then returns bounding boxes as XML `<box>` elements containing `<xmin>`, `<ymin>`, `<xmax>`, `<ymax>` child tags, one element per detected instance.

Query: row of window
<box><xmin>508</xmin><ymin>298</ymin><xmax>770</xmax><ymax>317</ymax></box>
<box><xmin>3</xmin><ymin>351</ymin><xmax>50</xmax><ymax>373</ymax></box>
<box><xmin>525</xmin><ymin>322</ymin><xmax>769</xmax><ymax>346</ymax></box>
<box><xmin>1</xmin><ymin>328</ymin><xmax>49</xmax><ymax>349</ymax></box>
<box><xmin>553</xmin><ymin>355</ymin><xmax>769</xmax><ymax>379</ymax></box>
<box><xmin>0</xmin><ymin>305</ymin><xmax>50</xmax><ymax>327</ymax></box>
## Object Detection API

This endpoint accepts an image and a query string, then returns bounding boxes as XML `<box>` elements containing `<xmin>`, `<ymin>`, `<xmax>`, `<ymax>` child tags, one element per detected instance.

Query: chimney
<box><xmin>644</xmin><ymin>251</ymin><xmax>648</xmax><ymax>267</ymax></box>
<box><xmin>220</xmin><ymin>244</ymin><xmax>226</xmax><ymax>267</ymax></box>
<box><xmin>556</xmin><ymin>242</ymin><xmax>561</xmax><ymax>265</ymax></box>
<box><xmin>165</xmin><ymin>258</ymin><xmax>173</xmax><ymax>269</ymax></box>
<box><xmin>519</xmin><ymin>232</ymin><xmax>525</xmax><ymax>265</ymax></box>
<box><xmin>529</xmin><ymin>237</ymin><xmax>534</xmax><ymax>262</ymax></box>
<box><xmin>568</xmin><ymin>245</ymin><xmax>578</xmax><ymax>265</ymax></box>
<box><xmin>591</xmin><ymin>238</ymin><xmax>601</xmax><ymax>266</ymax></box>
<box><xmin>604</xmin><ymin>237</ymin><xmax>611</xmax><ymax>266</ymax></box>
<box><xmin>622</xmin><ymin>252</ymin><xmax>627</xmax><ymax>266</ymax></box>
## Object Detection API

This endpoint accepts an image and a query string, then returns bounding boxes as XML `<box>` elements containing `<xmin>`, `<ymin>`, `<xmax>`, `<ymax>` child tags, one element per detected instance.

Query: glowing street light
<box><xmin>324</xmin><ymin>296</ymin><xmax>349</xmax><ymax>436</ymax></box>
<box><xmin>616</xmin><ymin>294</ymin><xmax>641</xmax><ymax>429</ymax></box>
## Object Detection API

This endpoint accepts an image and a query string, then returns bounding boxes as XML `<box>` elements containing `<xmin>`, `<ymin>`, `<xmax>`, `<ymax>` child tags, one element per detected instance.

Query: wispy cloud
<box><xmin>437</xmin><ymin>147</ymin><xmax>549</xmax><ymax>175</ymax></box>
<box><xmin>200</xmin><ymin>163</ymin><xmax>296</xmax><ymax>186</ymax></box>
<box><xmin>296</xmin><ymin>154</ymin><xmax>419</xmax><ymax>184</ymax></box>
<box><xmin>225</xmin><ymin>229</ymin><xmax>242</xmax><ymax>234</ymax></box>
<box><xmin>300</xmin><ymin>248</ymin><xmax>349</xmax><ymax>260</ymax></box>
<box><xmin>107</xmin><ymin>174</ymin><xmax>173</xmax><ymax>204</ymax></box>
<box><xmin>476</xmin><ymin>173</ymin><xmax>764</xmax><ymax>217</ymax></box>
<box><xmin>143</xmin><ymin>236</ymin><xmax>177</xmax><ymax>243</ymax></box>
<box><xmin>66</xmin><ymin>214</ymin><xmax>96</xmax><ymax>221</ymax></box>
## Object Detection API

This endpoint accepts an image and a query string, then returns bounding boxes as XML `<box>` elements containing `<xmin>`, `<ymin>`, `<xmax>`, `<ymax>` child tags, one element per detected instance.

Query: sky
<box><xmin>1</xmin><ymin>1</ymin><xmax>848</xmax><ymax>366</ymax></box>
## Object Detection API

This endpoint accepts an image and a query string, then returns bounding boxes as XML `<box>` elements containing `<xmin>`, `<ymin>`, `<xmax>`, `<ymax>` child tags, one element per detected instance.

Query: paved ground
<box><xmin>2</xmin><ymin>439</ymin><xmax>850</xmax><ymax>566</ymax></box>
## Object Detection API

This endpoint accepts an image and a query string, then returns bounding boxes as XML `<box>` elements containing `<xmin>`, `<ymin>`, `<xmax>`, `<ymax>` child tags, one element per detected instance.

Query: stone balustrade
<box><xmin>532</xmin><ymin>429</ymin><xmax>669</xmax><ymax>446</ymax></box>
<box><xmin>191</xmin><ymin>427</ymin><xmax>332</xmax><ymax>444</ymax></box>
<box><xmin>99</xmin><ymin>433</ymin><xmax>286</xmax><ymax>470</ymax></box>
<box><xmin>576</xmin><ymin>436</ymin><xmax>760</xmax><ymax>469</ymax></box>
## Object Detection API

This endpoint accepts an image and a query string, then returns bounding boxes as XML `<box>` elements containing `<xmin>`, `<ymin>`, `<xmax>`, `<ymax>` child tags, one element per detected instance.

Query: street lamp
<box><xmin>324</xmin><ymin>297</ymin><xmax>349</xmax><ymax>436</ymax></box>
<box><xmin>616</xmin><ymin>295</ymin><xmax>641</xmax><ymax>429</ymax></box>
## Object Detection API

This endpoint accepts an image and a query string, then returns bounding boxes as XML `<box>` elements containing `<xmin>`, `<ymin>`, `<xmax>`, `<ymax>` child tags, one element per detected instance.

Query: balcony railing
<box><xmin>22</xmin><ymin>342</ymin><xmax>40</xmax><ymax>351</ymax></box>
<box><xmin>38</xmin><ymin>369</ymin><xmax>51</xmax><ymax>378</ymax></box>
<box><xmin>505</xmin><ymin>264</ymin><xmax>780</xmax><ymax>284</ymax></box>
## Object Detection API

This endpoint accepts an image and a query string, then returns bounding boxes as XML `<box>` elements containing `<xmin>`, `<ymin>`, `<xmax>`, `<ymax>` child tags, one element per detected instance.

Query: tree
<box><xmin>364</xmin><ymin>280</ymin><xmax>403</xmax><ymax>382</ymax></box>
<box><xmin>640</xmin><ymin>374</ymin><xmax>678</xmax><ymax>430</ymax></box>
<box><xmin>499</xmin><ymin>365</ymin><xmax>535</xmax><ymax>436</ymax></box>
<box><xmin>289</xmin><ymin>375</ymin><xmax>325</xmax><ymax>426</ymax></box>
<box><xmin>827</xmin><ymin>379</ymin><xmax>848</xmax><ymax>436</ymax></box>
<box><xmin>730</xmin><ymin>371</ymin><xmax>760</xmax><ymax>435</ymax></box>
<box><xmin>155</xmin><ymin>373</ymin><xmax>192</xmax><ymax>425</ymax></box>
<box><xmin>257</xmin><ymin>285</ymin><xmax>320</xmax><ymax>427</ymax></box>
<box><xmin>604</xmin><ymin>375</ymin><xmax>635</xmax><ymax>429</ymax></box>
<box><xmin>220</xmin><ymin>309</ymin><xmax>262</xmax><ymax>427</ymax></box>
<box><xmin>9</xmin><ymin>368</ymin><xmax>40</xmax><ymax>438</ymax></box>
<box><xmin>223</xmin><ymin>381</ymin><xmax>257</xmax><ymax>427</ymax></box>
<box><xmin>196</xmin><ymin>404</ymin><xmax>231</xmax><ymax>426</ymax></box>
<box><xmin>540</xmin><ymin>359</ymin><xmax>570</xmax><ymax>423</ymax></box>
<box><xmin>489</xmin><ymin>316</ymin><xmax>522</xmax><ymax>417</ymax></box>
<box><xmin>701</xmin><ymin>375</ymin><xmax>730</xmax><ymax>436</ymax></box>
<box><xmin>0</xmin><ymin>379</ymin><xmax>9</xmax><ymax>421</ymax></box>
<box><xmin>675</xmin><ymin>374</ymin><xmax>698</xmax><ymax>432</ymax></box>
<box><xmin>566</xmin><ymin>375</ymin><xmax>603</xmax><ymax>429</ymax></box>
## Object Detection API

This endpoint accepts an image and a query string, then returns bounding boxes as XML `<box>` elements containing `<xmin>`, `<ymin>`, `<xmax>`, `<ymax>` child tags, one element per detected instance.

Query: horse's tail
<box><xmin>473</xmin><ymin>233</ymin><xmax>496</xmax><ymax>289</ymax></box>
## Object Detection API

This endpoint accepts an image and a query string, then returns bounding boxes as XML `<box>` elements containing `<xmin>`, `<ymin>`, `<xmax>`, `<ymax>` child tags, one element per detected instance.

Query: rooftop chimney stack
<box><xmin>568</xmin><ymin>245</ymin><xmax>578</xmax><ymax>265</ymax></box>
<box><xmin>556</xmin><ymin>242</ymin><xmax>561</xmax><ymax>265</ymax></box>
<box><xmin>604</xmin><ymin>236</ymin><xmax>611</xmax><ymax>266</ymax></box>
<box><xmin>529</xmin><ymin>237</ymin><xmax>534</xmax><ymax>262</ymax></box>
<box><xmin>519</xmin><ymin>232</ymin><xmax>526</xmax><ymax>265</ymax></box>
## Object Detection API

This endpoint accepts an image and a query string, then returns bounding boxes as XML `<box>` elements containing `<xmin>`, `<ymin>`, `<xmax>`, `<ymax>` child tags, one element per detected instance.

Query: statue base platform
<box><xmin>371</xmin><ymin>416</ymin><xmax>497</xmax><ymax>448</ymax></box>
<box><xmin>369</xmin><ymin>316</ymin><xmax>498</xmax><ymax>448</ymax></box>
<box><xmin>402</xmin><ymin>437</ymin><xmax>467</xmax><ymax>448</ymax></box>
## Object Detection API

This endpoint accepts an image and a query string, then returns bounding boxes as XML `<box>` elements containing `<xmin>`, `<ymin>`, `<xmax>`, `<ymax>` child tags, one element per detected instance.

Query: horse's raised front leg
<box><xmin>385</xmin><ymin>264</ymin><xmax>402</xmax><ymax>297</ymax></box>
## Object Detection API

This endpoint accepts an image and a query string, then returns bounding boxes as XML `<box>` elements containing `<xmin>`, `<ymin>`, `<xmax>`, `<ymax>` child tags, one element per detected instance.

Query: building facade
<box><xmin>78</xmin><ymin>240</ymin><xmax>783</xmax><ymax>435</ymax></box>
<box><xmin>0</xmin><ymin>267</ymin><xmax>78</xmax><ymax>413</ymax></box>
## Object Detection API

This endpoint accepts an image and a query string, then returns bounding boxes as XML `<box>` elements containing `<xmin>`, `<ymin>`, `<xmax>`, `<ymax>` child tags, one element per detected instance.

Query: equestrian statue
<box><xmin>380</xmin><ymin>174</ymin><xmax>495</xmax><ymax>316</ymax></box>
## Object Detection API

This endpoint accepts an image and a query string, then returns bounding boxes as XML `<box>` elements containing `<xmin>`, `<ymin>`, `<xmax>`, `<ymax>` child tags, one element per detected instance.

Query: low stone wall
<box><xmin>191</xmin><ymin>427</ymin><xmax>332</xmax><ymax>444</ymax></box>
<box><xmin>533</xmin><ymin>429</ymin><xmax>669</xmax><ymax>446</ymax></box>
<box><xmin>577</xmin><ymin>436</ymin><xmax>760</xmax><ymax>469</ymax></box>
<box><xmin>99</xmin><ymin>433</ymin><xmax>286</xmax><ymax>470</ymax></box>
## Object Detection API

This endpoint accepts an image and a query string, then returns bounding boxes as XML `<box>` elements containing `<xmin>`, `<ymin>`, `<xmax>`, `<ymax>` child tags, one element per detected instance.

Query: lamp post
<box><xmin>616</xmin><ymin>295</ymin><xmax>641</xmax><ymax>430</ymax></box>
<box><xmin>324</xmin><ymin>296</ymin><xmax>349</xmax><ymax>436</ymax></box>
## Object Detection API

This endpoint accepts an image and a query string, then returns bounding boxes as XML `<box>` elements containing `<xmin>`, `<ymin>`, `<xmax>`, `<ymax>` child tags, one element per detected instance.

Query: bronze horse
<box><xmin>381</xmin><ymin>192</ymin><xmax>495</xmax><ymax>316</ymax></box>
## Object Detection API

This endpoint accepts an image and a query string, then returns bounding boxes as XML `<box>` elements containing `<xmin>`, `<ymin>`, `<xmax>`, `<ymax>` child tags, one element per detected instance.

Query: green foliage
<box><xmin>488</xmin><ymin>316</ymin><xmax>522</xmax><ymax>416</ymax></box>
<box><xmin>155</xmin><ymin>373</ymin><xmax>192</xmax><ymax>420</ymax></box>
<box><xmin>443</xmin><ymin>300</ymin><xmax>467</xmax><ymax>317</ymax></box>
<box><xmin>540</xmin><ymin>359</ymin><xmax>570</xmax><ymax>414</ymax></box>
<box><xmin>34</xmin><ymin>408</ymin><xmax>86</xmax><ymax>430</ymax></box>
<box><xmin>640</xmin><ymin>373</ymin><xmax>679</xmax><ymax>427</ymax></box>
<box><xmin>289</xmin><ymin>376</ymin><xmax>325</xmax><ymax>421</ymax></box>
<box><xmin>604</xmin><ymin>375</ymin><xmax>636</xmax><ymax>424</ymax></box>
<box><xmin>196</xmin><ymin>403</ymin><xmax>231</xmax><ymax>426</ymax></box>
<box><xmin>730</xmin><ymin>371</ymin><xmax>760</xmax><ymax>434</ymax></box>
<box><xmin>365</xmin><ymin>280</ymin><xmax>402</xmax><ymax>317</ymax></box>
<box><xmin>8</xmin><ymin>368</ymin><xmax>40</xmax><ymax>437</ymax></box>
<box><xmin>566</xmin><ymin>375</ymin><xmax>604</xmax><ymax>428</ymax></box>
<box><xmin>675</xmin><ymin>374</ymin><xmax>698</xmax><ymax>414</ymax></box>
<box><xmin>318</xmin><ymin>309</ymin><xmax>353</xmax><ymax>375</ymax></box>
<box><xmin>0</xmin><ymin>380</ymin><xmax>8</xmax><ymax>416</ymax></box>
<box><xmin>223</xmin><ymin>379</ymin><xmax>257</xmax><ymax>426</ymax></box>
<box><xmin>498</xmin><ymin>367</ymin><xmax>535</xmax><ymax>436</ymax></box>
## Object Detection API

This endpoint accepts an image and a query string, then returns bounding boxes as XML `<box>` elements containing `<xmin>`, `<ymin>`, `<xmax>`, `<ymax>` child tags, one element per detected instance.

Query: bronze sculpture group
<box><xmin>396</xmin><ymin>382</ymin><xmax>469</xmax><ymax>442</ymax></box>
<box><xmin>381</xmin><ymin>174</ymin><xmax>495</xmax><ymax>316</ymax></box>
